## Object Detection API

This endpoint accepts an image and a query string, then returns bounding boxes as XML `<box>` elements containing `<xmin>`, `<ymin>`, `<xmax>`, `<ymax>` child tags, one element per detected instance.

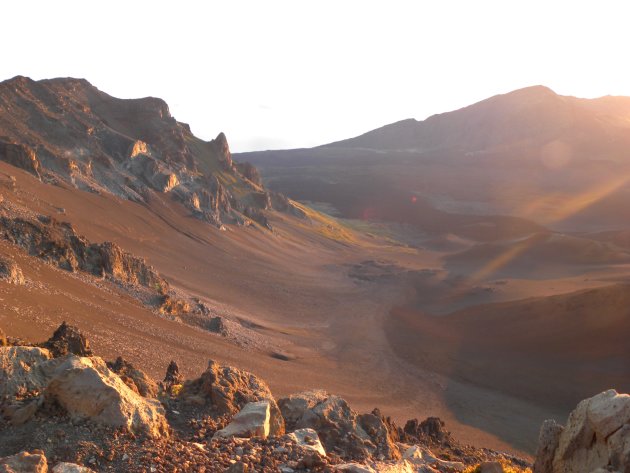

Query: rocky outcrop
<box><xmin>106</xmin><ymin>356</ymin><xmax>158</xmax><ymax>398</ymax></box>
<box><xmin>212</xmin><ymin>401</ymin><xmax>271</xmax><ymax>440</ymax></box>
<box><xmin>534</xmin><ymin>389</ymin><xmax>630</xmax><ymax>473</ymax></box>
<box><xmin>0</xmin><ymin>257</ymin><xmax>25</xmax><ymax>285</ymax></box>
<box><xmin>162</xmin><ymin>360</ymin><xmax>183</xmax><ymax>393</ymax></box>
<box><xmin>0</xmin><ymin>141</ymin><xmax>41</xmax><ymax>178</ymax></box>
<box><xmin>211</xmin><ymin>132</ymin><xmax>233</xmax><ymax>170</ymax></box>
<box><xmin>359</xmin><ymin>408</ymin><xmax>401</xmax><ymax>460</ymax></box>
<box><xmin>401</xmin><ymin>417</ymin><xmax>453</xmax><ymax>446</ymax></box>
<box><xmin>235</xmin><ymin>162</ymin><xmax>262</xmax><ymax>186</ymax></box>
<box><xmin>41</xmin><ymin>323</ymin><xmax>92</xmax><ymax>358</ymax></box>
<box><xmin>0</xmin><ymin>451</ymin><xmax>47</xmax><ymax>473</ymax></box>
<box><xmin>0</xmin><ymin>77</ymin><xmax>287</xmax><ymax>233</ymax></box>
<box><xmin>278</xmin><ymin>390</ymin><xmax>393</xmax><ymax>461</ymax></box>
<box><xmin>180</xmin><ymin>360</ymin><xmax>285</xmax><ymax>436</ymax></box>
<box><xmin>0</xmin><ymin>215</ymin><xmax>167</xmax><ymax>291</ymax></box>
<box><xmin>44</xmin><ymin>356</ymin><xmax>169</xmax><ymax>438</ymax></box>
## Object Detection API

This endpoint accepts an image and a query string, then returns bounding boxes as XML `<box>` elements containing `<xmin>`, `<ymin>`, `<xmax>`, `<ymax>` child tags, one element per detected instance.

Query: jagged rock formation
<box><xmin>534</xmin><ymin>389</ymin><xmax>630</xmax><ymax>473</ymax></box>
<box><xmin>0</xmin><ymin>214</ymin><xmax>166</xmax><ymax>290</ymax></box>
<box><xmin>0</xmin><ymin>76</ymin><xmax>303</xmax><ymax>229</ymax></box>
<box><xmin>162</xmin><ymin>361</ymin><xmax>183</xmax><ymax>393</ymax></box>
<box><xmin>179</xmin><ymin>359</ymin><xmax>285</xmax><ymax>437</ymax></box>
<box><xmin>0</xmin><ymin>325</ymin><xmax>531</xmax><ymax>472</ymax></box>
<box><xmin>41</xmin><ymin>322</ymin><xmax>92</xmax><ymax>358</ymax></box>
<box><xmin>278</xmin><ymin>390</ymin><xmax>400</xmax><ymax>461</ymax></box>
<box><xmin>106</xmin><ymin>357</ymin><xmax>158</xmax><ymax>398</ymax></box>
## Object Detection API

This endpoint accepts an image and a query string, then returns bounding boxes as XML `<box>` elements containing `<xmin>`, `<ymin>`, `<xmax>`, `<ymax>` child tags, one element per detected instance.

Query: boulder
<box><xmin>0</xmin><ymin>346</ymin><xmax>52</xmax><ymax>400</ymax></box>
<box><xmin>45</xmin><ymin>355</ymin><xmax>168</xmax><ymax>438</ymax></box>
<box><xmin>162</xmin><ymin>360</ymin><xmax>183</xmax><ymax>393</ymax></box>
<box><xmin>0</xmin><ymin>451</ymin><xmax>47</xmax><ymax>473</ymax></box>
<box><xmin>286</xmin><ymin>428</ymin><xmax>326</xmax><ymax>456</ymax></box>
<box><xmin>41</xmin><ymin>323</ymin><xmax>92</xmax><ymax>358</ymax></box>
<box><xmin>212</xmin><ymin>400</ymin><xmax>271</xmax><ymax>440</ymax></box>
<box><xmin>107</xmin><ymin>357</ymin><xmax>158</xmax><ymax>398</ymax></box>
<box><xmin>0</xmin><ymin>257</ymin><xmax>25</xmax><ymax>285</ymax></box>
<box><xmin>51</xmin><ymin>464</ymin><xmax>94</xmax><ymax>473</ymax></box>
<box><xmin>180</xmin><ymin>360</ymin><xmax>284</xmax><ymax>436</ymax></box>
<box><xmin>534</xmin><ymin>389</ymin><xmax>630</xmax><ymax>473</ymax></box>
<box><xmin>278</xmin><ymin>391</ymin><xmax>376</xmax><ymax>460</ymax></box>
<box><xmin>533</xmin><ymin>420</ymin><xmax>563</xmax><ymax>473</ymax></box>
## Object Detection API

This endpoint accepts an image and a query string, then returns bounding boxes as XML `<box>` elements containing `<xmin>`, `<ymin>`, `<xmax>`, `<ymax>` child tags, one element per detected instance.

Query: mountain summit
<box><xmin>323</xmin><ymin>85</ymin><xmax>630</xmax><ymax>156</ymax></box>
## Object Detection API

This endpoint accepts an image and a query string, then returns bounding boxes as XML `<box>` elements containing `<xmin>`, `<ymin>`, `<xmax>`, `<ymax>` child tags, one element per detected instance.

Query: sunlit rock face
<box><xmin>0</xmin><ymin>76</ymin><xmax>301</xmax><ymax>229</ymax></box>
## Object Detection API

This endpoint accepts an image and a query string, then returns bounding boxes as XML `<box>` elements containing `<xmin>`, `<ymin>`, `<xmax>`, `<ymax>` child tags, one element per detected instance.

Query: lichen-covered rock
<box><xmin>180</xmin><ymin>360</ymin><xmax>284</xmax><ymax>436</ymax></box>
<box><xmin>44</xmin><ymin>355</ymin><xmax>169</xmax><ymax>438</ymax></box>
<box><xmin>41</xmin><ymin>323</ymin><xmax>92</xmax><ymax>358</ymax></box>
<box><xmin>0</xmin><ymin>450</ymin><xmax>47</xmax><ymax>473</ymax></box>
<box><xmin>107</xmin><ymin>356</ymin><xmax>158</xmax><ymax>398</ymax></box>
<box><xmin>213</xmin><ymin>401</ymin><xmax>271</xmax><ymax>440</ymax></box>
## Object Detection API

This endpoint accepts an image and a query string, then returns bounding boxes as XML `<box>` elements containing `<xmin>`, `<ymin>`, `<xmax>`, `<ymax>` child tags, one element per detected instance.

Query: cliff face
<box><xmin>0</xmin><ymin>76</ymin><xmax>300</xmax><ymax>229</ymax></box>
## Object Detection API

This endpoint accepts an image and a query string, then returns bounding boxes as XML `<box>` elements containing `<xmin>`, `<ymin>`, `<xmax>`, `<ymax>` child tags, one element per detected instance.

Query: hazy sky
<box><xmin>2</xmin><ymin>1</ymin><xmax>630</xmax><ymax>152</ymax></box>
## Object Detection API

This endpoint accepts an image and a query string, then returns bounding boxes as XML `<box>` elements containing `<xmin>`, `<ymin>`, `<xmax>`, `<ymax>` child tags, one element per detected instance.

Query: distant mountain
<box><xmin>323</xmin><ymin>86</ymin><xmax>630</xmax><ymax>158</ymax></box>
<box><xmin>239</xmin><ymin>86</ymin><xmax>630</xmax><ymax>233</ymax></box>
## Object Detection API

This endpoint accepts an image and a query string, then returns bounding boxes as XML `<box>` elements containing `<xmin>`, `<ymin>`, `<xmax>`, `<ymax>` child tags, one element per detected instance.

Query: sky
<box><xmin>2</xmin><ymin>1</ymin><xmax>630</xmax><ymax>152</ymax></box>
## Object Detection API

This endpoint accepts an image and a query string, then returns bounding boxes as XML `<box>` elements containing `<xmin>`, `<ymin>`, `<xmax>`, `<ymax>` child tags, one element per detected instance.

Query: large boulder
<box><xmin>212</xmin><ymin>400</ymin><xmax>271</xmax><ymax>440</ymax></box>
<box><xmin>0</xmin><ymin>347</ymin><xmax>52</xmax><ymax>401</ymax></box>
<box><xmin>44</xmin><ymin>355</ymin><xmax>169</xmax><ymax>438</ymax></box>
<box><xmin>0</xmin><ymin>451</ymin><xmax>47</xmax><ymax>473</ymax></box>
<box><xmin>106</xmin><ymin>356</ymin><xmax>158</xmax><ymax>398</ymax></box>
<box><xmin>41</xmin><ymin>323</ymin><xmax>92</xmax><ymax>358</ymax></box>
<box><xmin>279</xmin><ymin>391</ymin><xmax>378</xmax><ymax>460</ymax></box>
<box><xmin>534</xmin><ymin>389</ymin><xmax>630</xmax><ymax>473</ymax></box>
<box><xmin>180</xmin><ymin>360</ymin><xmax>284</xmax><ymax>436</ymax></box>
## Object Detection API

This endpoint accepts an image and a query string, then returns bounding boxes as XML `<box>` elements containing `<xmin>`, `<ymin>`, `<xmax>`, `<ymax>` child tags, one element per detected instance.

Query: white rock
<box><xmin>287</xmin><ymin>428</ymin><xmax>326</xmax><ymax>456</ymax></box>
<box><xmin>213</xmin><ymin>400</ymin><xmax>271</xmax><ymax>439</ymax></box>
<box><xmin>52</xmin><ymin>463</ymin><xmax>95</xmax><ymax>472</ymax></box>
<box><xmin>403</xmin><ymin>445</ymin><xmax>465</xmax><ymax>471</ymax></box>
